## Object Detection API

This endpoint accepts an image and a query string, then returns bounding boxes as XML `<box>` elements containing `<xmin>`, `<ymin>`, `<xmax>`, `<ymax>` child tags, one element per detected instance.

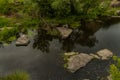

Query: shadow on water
<box><xmin>1</xmin><ymin>19</ymin><xmax>120</xmax><ymax>80</ymax></box>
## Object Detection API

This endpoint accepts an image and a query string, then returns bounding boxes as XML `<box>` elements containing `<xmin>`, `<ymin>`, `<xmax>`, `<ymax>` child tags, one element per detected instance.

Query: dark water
<box><xmin>0</xmin><ymin>22</ymin><xmax>120</xmax><ymax>80</ymax></box>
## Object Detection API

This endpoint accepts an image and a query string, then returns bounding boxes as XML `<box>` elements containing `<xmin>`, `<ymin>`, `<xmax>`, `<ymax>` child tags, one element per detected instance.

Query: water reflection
<box><xmin>33</xmin><ymin>21</ymin><xmax>102</xmax><ymax>52</ymax></box>
<box><xmin>0</xmin><ymin>42</ymin><xmax>4</xmax><ymax>48</ymax></box>
<box><xmin>33</xmin><ymin>29</ymin><xmax>52</xmax><ymax>52</ymax></box>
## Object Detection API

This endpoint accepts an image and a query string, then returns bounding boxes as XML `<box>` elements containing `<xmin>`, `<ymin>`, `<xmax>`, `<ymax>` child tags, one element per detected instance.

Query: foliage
<box><xmin>0</xmin><ymin>0</ymin><xmax>10</xmax><ymax>14</ymax></box>
<box><xmin>110</xmin><ymin>56</ymin><xmax>120</xmax><ymax>80</ymax></box>
<box><xmin>31</xmin><ymin>0</ymin><xmax>111</xmax><ymax>29</ymax></box>
<box><xmin>0</xmin><ymin>17</ymin><xmax>10</xmax><ymax>28</ymax></box>
<box><xmin>33</xmin><ymin>0</ymin><xmax>111</xmax><ymax>18</ymax></box>
<box><xmin>0</xmin><ymin>27</ymin><xmax>18</xmax><ymax>43</ymax></box>
<box><xmin>0</xmin><ymin>71</ymin><xmax>30</xmax><ymax>80</ymax></box>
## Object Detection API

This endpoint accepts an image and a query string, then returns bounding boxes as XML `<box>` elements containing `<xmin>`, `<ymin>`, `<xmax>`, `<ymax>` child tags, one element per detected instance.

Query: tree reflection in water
<box><xmin>0</xmin><ymin>42</ymin><xmax>4</xmax><ymax>48</ymax></box>
<box><xmin>33</xmin><ymin>29</ymin><xmax>53</xmax><ymax>52</ymax></box>
<box><xmin>33</xmin><ymin>22</ymin><xmax>102</xmax><ymax>52</ymax></box>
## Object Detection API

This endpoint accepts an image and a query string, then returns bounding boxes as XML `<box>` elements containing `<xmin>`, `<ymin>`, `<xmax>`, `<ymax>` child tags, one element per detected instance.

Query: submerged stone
<box><xmin>16</xmin><ymin>34</ymin><xmax>30</xmax><ymax>46</ymax></box>
<box><xmin>56</xmin><ymin>27</ymin><xmax>72</xmax><ymax>39</ymax></box>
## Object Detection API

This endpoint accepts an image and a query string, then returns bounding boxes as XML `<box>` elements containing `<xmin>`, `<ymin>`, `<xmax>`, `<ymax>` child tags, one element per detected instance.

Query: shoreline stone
<box><xmin>16</xmin><ymin>34</ymin><xmax>30</xmax><ymax>46</ymax></box>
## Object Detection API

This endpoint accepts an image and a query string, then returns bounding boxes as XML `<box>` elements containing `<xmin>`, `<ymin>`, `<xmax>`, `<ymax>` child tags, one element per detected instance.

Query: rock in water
<box><xmin>16</xmin><ymin>34</ymin><xmax>30</xmax><ymax>46</ymax></box>
<box><xmin>67</xmin><ymin>53</ymin><xmax>93</xmax><ymax>73</ymax></box>
<box><xmin>56</xmin><ymin>27</ymin><xmax>72</xmax><ymax>39</ymax></box>
<box><xmin>97</xmin><ymin>49</ymin><xmax>113</xmax><ymax>60</ymax></box>
<box><xmin>107</xmin><ymin>75</ymin><xmax>112</xmax><ymax>80</ymax></box>
<box><xmin>64</xmin><ymin>49</ymin><xmax>113</xmax><ymax>73</ymax></box>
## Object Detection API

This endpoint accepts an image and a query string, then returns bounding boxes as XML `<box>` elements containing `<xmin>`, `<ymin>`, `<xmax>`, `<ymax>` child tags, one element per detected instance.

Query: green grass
<box><xmin>0</xmin><ymin>71</ymin><xmax>30</xmax><ymax>80</ymax></box>
<box><xmin>0</xmin><ymin>16</ymin><xmax>10</xmax><ymax>28</ymax></box>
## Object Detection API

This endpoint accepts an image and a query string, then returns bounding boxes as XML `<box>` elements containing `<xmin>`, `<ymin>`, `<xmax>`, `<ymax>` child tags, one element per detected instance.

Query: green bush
<box><xmin>0</xmin><ymin>27</ymin><xmax>18</xmax><ymax>43</ymax></box>
<box><xmin>32</xmin><ymin>0</ymin><xmax>111</xmax><ymax>19</ymax></box>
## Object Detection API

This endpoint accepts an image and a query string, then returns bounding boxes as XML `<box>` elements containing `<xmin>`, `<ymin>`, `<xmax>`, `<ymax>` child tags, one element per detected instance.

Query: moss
<box><xmin>47</xmin><ymin>28</ymin><xmax>60</xmax><ymax>36</ymax></box>
<box><xmin>70</xmin><ymin>22</ymin><xmax>81</xmax><ymax>29</ymax></box>
<box><xmin>0</xmin><ymin>27</ymin><xmax>18</xmax><ymax>43</ymax></box>
<box><xmin>63</xmin><ymin>52</ymin><xmax>79</xmax><ymax>68</ymax></box>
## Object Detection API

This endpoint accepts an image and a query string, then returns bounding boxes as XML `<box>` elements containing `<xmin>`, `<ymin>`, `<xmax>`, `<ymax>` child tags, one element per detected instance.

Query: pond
<box><xmin>0</xmin><ymin>21</ymin><xmax>120</xmax><ymax>80</ymax></box>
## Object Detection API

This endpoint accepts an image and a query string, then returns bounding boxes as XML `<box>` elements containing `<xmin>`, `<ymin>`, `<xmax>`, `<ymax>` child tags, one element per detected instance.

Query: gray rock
<box><xmin>64</xmin><ymin>49</ymin><xmax>113</xmax><ymax>73</ymax></box>
<box><xmin>116</xmin><ymin>10</ymin><xmax>120</xmax><ymax>15</ymax></box>
<box><xmin>110</xmin><ymin>0</ymin><xmax>120</xmax><ymax>7</ymax></box>
<box><xmin>67</xmin><ymin>53</ymin><xmax>93</xmax><ymax>73</ymax></box>
<box><xmin>83</xmin><ymin>79</ymin><xmax>90</xmax><ymax>80</ymax></box>
<box><xmin>97</xmin><ymin>49</ymin><xmax>113</xmax><ymax>60</ymax></box>
<box><xmin>107</xmin><ymin>75</ymin><xmax>112</xmax><ymax>80</ymax></box>
<box><xmin>90</xmin><ymin>53</ymin><xmax>100</xmax><ymax>59</ymax></box>
<box><xmin>56</xmin><ymin>27</ymin><xmax>72</xmax><ymax>39</ymax></box>
<box><xmin>16</xmin><ymin>34</ymin><xmax>30</xmax><ymax>46</ymax></box>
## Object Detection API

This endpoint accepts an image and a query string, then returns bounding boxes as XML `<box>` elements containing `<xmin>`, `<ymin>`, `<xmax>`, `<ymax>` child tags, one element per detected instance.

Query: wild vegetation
<box><xmin>109</xmin><ymin>56</ymin><xmax>120</xmax><ymax>80</ymax></box>
<box><xmin>0</xmin><ymin>0</ymin><xmax>114</xmax><ymax>43</ymax></box>
<box><xmin>1</xmin><ymin>0</ymin><xmax>120</xmax><ymax>80</ymax></box>
<box><xmin>0</xmin><ymin>0</ymin><xmax>39</xmax><ymax>43</ymax></box>
<box><xmin>0</xmin><ymin>71</ymin><xmax>30</xmax><ymax>80</ymax></box>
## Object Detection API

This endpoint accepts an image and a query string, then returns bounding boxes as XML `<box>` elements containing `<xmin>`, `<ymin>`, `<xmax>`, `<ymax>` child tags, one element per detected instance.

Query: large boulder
<box><xmin>96</xmin><ymin>49</ymin><xmax>113</xmax><ymax>60</ymax></box>
<box><xmin>56</xmin><ymin>27</ymin><xmax>72</xmax><ymax>39</ymax></box>
<box><xmin>67</xmin><ymin>53</ymin><xmax>93</xmax><ymax>73</ymax></box>
<box><xmin>16</xmin><ymin>34</ymin><xmax>30</xmax><ymax>46</ymax></box>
